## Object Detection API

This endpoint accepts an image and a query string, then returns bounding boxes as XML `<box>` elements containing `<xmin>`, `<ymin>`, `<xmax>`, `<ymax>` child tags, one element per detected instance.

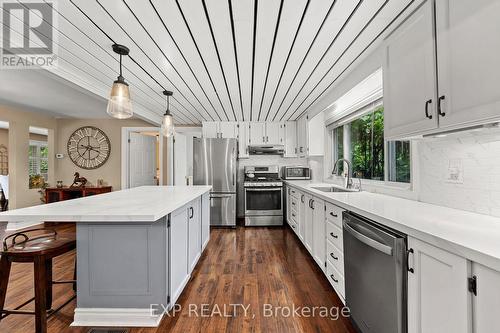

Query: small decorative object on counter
<box><xmin>70</xmin><ymin>172</ymin><xmax>88</xmax><ymax>188</ymax></box>
<box><xmin>56</xmin><ymin>180</ymin><xmax>64</xmax><ymax>188</ymax></box>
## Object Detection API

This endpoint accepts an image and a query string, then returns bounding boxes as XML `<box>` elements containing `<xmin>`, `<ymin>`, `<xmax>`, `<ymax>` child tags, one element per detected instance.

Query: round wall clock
<box><xmin>67</xmin><ymin>126</ymin><xmax>111</xmax><ymax>170</ymax></box>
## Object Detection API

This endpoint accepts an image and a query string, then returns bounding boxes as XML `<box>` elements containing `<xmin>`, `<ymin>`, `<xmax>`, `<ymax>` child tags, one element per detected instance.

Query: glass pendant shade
<box><xmin>161</xmin><ymin>90</ymin><xmax>175</xmax><ymax>137</ymax></box>
<box><xmin>161</xmin><ymin>111</ymin><xmax>175</xmax><ymax>137</ymax></box>
<box><xmin>107</xmin><ymin>76</ymin><xmax>133</xmax><ymax>119</ymax></box>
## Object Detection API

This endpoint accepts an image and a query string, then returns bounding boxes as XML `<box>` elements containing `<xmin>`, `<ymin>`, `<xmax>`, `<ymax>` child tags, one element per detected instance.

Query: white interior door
<box><xmin>129</xmin><ymin>132</ymin><xmax>157</xmax><ymax>188</ymax></box>
<box><xmin>174</xmin><ymin>133</ymin><xmax>188</xmax><ymax>186</ymax></box>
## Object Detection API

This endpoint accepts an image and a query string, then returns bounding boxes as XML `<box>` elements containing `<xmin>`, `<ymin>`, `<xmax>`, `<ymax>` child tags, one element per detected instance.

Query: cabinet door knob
<box><xmin>438</xmin><ymin>95</ymin><xmax>446</xmax><ymax>117</ymax></box>
<box><xmin>425</xmin><ymin>99</ymin><xmax>433</xmax><ymax>119</ymax></box>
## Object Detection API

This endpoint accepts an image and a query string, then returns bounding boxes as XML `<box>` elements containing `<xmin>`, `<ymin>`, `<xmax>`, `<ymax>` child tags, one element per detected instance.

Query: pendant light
<box><xmin>161</xmin><ymin>90</ymin><xmax>175</xmax><ymax>137</ymax></box>
<box><xmin>106</xmin><ymin>44</ymin><xmax>133</xmax><ymax>119</ymax></box>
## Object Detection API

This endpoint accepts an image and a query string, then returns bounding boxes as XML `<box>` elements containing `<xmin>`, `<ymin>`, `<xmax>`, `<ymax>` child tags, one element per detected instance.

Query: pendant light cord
<box><xmin>119</xmin><ymin>54</ymin><xmax>123</xmax><ymax>77</ymax></box>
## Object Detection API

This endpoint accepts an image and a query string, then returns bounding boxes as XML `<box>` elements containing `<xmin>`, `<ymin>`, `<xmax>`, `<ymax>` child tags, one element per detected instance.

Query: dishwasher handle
<box><xmin>343</xmin><ymin>220</ymin><xmax>393</xmax><ymax>256</ymax></box>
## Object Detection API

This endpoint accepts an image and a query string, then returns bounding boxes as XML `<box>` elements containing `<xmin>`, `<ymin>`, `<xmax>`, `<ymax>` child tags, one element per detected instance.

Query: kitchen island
<box><xmin>0</xmin><ymin>186</ymin><xmax>212</xmax><ymax>327</ymax></box>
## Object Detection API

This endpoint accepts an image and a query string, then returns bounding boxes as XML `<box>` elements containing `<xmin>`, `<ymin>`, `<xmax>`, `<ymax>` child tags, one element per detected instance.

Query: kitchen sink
<box><xmin>310</xmin><ymin>186</ymin><xmax>353</xmax><ymax>193</ymax></box>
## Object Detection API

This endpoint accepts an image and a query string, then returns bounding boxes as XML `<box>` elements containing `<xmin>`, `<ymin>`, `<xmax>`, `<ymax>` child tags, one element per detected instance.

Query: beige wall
<box><xmin>0</xmin><ymin>105</ymin><xmax>57</xmax><ymax>209</ymax></box>
<box><xmin>55</xmin><ymin>118</ymin><xmax>152</xmax><ymax>191</ymax></box>
<box><xmin>0</xmin><ymin>128</ymin><xmax>8</xmax><ymax>147</ymax></box>
<box><xmin>0</xmin><ymin>105</ymin><xmax>155</xmax><ymax>209</ymax></box>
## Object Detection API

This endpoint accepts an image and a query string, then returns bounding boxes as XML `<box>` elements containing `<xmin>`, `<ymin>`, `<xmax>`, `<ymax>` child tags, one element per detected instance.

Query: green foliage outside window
<box><xmin>334</xmin><ymin>106</ymin><xmax>411</xmax><ymax>183</ymax></box>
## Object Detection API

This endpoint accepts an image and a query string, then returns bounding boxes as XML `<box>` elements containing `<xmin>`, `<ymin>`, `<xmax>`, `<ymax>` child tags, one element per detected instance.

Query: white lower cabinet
<box><xmin>201</xmin><ymin>193</ymin><xmax>210</xmax><ymax>250</ymax></box>
<box><xmin>311</xmin><ymin>197</ymin><xmax>325</xmax><ymax>271</ymax></box>
<box><xmin>169</xmin><ymin>205</ymin><xmax>190</xmax><ymax>305</ymax></box>
<box><xmin>188</xmin><ymin>198</ymin><xmax>201</xmax><ymax>273</ymax></box>
<box><xmin>407</xmin><ymin>236</ymin><xmax>470</xmax><ymax>333</ymax></box>
<box><xmin>304</xmin><ymin>193</ymin><xmax>313</xmax><ymax>254</ymax></box>
<box><xmin>297</xmin><ymin>192</ymin><xmax>305</xmax><ymax>242</ymax></box>
<box><xmin>471</xmin><ymin>263</ymin><xmax>500</xmax><ymax>333</ymax></box>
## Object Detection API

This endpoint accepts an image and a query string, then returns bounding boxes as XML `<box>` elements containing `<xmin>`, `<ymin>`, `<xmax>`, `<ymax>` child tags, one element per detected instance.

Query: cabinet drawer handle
<box><xmin>330</xmin><ymin>212</ymin><xmax>338</xmax><ymax>218</ymax></box>
<box><xmin>330</xmin><ymin>232</ymin><xmax>338</xmax><ymax>239</ymax></box>
<box><xmin>291</xmin><ymin>224</ymin><xmax>296</xmax><ymax>229</ymax></box>
<box><xmin>425</xmin><ymin>99</ymin><xmax>433</xmax><ymax>119</ymax></box>
<box><xmin>438</xmin><ymin>95</ymin><xmax>446</xmax><ymax>117</ymax></box>
<box><xmin>330</xmin><ymin>274</ymin><xmax>338</xmax><ymax>283</ymax></box>
<box><xmin>311</xmin><ymin>200</ymin><xmax>315</xmax><ymax>210</ymax></box>
<box><xmin>292</xmin><ymin>213</ymin><xmax>296</xmax><ymax>217</ymax></box>
<box><xmin>301</xmin><ymin>195</ymin><xmax>305</xmax><ymax>203</ymax></box>
<box><xmin>292</xmin><ymin>202</ymin><xmax>296</xmax><ymax>206</ymax></box>
<box><xmin>330</xmin><ymin>253</ymin><xmax>338</xmax><ymax>260</ymax></box>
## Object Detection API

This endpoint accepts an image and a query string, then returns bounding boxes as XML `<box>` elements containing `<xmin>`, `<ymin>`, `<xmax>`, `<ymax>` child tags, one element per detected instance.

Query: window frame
<box><xmin>29</xmin><ymin>140</ymin><xmax>48</xmax><ymax>182</ymax></box>
<box><xmin>328</xmin><ymin>107</ymin><xmax>413</xmax><ymax>188</ymax></box>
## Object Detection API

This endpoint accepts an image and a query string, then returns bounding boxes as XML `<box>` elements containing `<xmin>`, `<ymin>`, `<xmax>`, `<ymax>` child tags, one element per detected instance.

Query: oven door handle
<box><xmin>343</xmin><ymin>220</ymin><xmax>393</xmax><ymax>256</ymax></box>
<box><xmin>245</xmin><ymin>188</ymin><xmax>282</xmax><ymax>192</ymax></box>
<box><xmin>210</xmin><ymin>194</ymin><xmax>233</xmax><ymax>199</ymax></box>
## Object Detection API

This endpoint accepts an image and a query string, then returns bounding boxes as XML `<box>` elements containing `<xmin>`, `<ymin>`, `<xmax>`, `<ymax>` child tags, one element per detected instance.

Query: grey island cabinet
<box><xmin>0</xmin><ymin>186</ymin><xmax>212</xmax><ymax>328</ymax></box>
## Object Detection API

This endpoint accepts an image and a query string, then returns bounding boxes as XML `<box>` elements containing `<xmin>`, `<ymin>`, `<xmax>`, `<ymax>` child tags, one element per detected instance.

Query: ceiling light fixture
<box><xmin>161</xmin><ymin>90</ymin><xmax>175</xmax><ymax>137</ymax></box>
<box><xmin>107</xmin><ymin>44</ymin><xmax>133</xmax><ymax>119</ymax></box>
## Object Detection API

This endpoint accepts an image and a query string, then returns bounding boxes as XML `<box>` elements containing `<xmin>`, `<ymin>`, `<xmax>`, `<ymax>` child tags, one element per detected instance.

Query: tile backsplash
<box><xmin>418</xmin><ymin>130</ymin><xmax>500</xmax><ymax>217</ymax></box>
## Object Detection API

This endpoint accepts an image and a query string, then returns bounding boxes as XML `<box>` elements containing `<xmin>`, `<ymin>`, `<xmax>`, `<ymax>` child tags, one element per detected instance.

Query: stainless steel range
<box><xmin>244</xmin><ymin>166</ymin><xmax>283</xmax><ymax>226</ymax></box>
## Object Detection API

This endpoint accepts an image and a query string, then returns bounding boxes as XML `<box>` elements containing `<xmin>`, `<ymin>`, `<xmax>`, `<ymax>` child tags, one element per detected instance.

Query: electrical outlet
<box><xmin>445</xmin><ymin>159</ymin><xmax>464</xmax><ymax>184</ymax></box>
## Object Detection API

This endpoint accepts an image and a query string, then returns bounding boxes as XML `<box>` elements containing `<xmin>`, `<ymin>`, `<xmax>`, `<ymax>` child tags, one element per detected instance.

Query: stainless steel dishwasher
<box><xmin>343</xmin><ymin>211</ymin><xmax>408</xmax><ymax>333</ymax></box>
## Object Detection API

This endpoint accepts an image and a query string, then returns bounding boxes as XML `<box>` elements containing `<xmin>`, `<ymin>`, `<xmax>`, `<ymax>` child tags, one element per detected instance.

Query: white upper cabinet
<box><xmin>284</xmin><ymin>121</ymin><xmax>297</xmax><ymax>157</ymax></box>
<box><xmin>237</xmin><ymin>122</ymin><xmax>250</xmax><ymax>158</ymax></box>
<box><xmin>297</xmin><ymin>116</ymin><xmax>309</xmax><ymax>157</ymax></box>
<box><xmin>407</xmin><ymin>236</ymin><xmax>470</xmax><ymax>333</ymax></box>
<box><xmin>384</xmin><ymin>0</ymin><xmax>438</xmax><ymax>139</ymax></box>
<box><xmin>384</xmin><ymin>0</ymin><xmax>500</xmax><ymax>139</ymax></box>
<box><xmin>202</xmin><ymin>122</ymin><xmax>237</xmax><ymax>138</ymax></box>
<box><xmin>249</xmin><ymin>122</ymin><xmax>266</xmax><ymax>145</ymax></box>
<box><xmin>471</xmin><ymin>263</ymin><xmax>500</xmax><ymax>333</ymax></box>
<box><xmin>202</xmin><ymin>122</ymin><xmax>220</xmax><ymax>138</ymax></box>
<box><xmin>308</xmin><ymin>112</ymin><xmax>324</xmax><ymax>156</ymax></box>
<box><xmin>219</xmin><ymin>122</ymin><xmax>238</xmax><ymax>138</ymax></box>
<box><xmin>265</xmin><ymin>122</ymin><xmax>282</xmax><ymax>145</ymax></box>
<box><xmin>435</xmin><ymin>0</ymin><xmax>500</xmax><ymax>130</ymax></box>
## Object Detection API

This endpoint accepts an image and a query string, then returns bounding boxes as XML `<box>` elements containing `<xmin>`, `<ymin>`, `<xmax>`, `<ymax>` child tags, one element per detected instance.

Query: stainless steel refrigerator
<box><xmin>193</xmin><ymin>138</ymin><xmax>237</xmax><ymax>227</ymax></box>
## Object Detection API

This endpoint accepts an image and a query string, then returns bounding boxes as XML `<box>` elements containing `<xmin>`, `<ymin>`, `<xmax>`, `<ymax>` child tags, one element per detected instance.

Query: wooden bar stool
<box><xmin>0</xmin><ymin>228</ymin><xmax>76</xmax><ymax>333</ymax></box>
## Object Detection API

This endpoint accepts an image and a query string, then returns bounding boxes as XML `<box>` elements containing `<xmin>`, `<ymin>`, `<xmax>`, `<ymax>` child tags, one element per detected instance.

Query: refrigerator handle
<box><xmin>232</xmin><ymin>147</ymin><xmax>236</xmax><ymax>187</ymax></box>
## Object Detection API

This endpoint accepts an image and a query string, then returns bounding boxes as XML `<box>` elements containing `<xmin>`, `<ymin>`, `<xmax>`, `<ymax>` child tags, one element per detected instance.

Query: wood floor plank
<box><xmin>0</xmin><ymin>222</ymin><xmax>356</xmax><ymax>333</ymax></box>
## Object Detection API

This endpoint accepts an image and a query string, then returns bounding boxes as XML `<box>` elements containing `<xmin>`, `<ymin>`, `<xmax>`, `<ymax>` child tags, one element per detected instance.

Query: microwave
<box><xmin>282</xmin><ymin>166</ymin><xmax>311</xmax><ymax>180</ymax></box>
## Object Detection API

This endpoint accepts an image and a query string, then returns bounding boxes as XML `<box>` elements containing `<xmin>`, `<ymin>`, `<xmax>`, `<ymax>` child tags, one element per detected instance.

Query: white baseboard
<box><xmin>6</xmin><ymin>220</ymin><xmax>42</xmax><ymax>231</ymax></box>
<box><xmin>71</xmin><ymin>308</ymin><xmax>164</xmax><ymax>327</ymax></box>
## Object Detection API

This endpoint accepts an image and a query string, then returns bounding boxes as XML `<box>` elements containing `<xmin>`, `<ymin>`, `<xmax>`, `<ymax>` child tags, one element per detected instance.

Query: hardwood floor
<box><xmin>0</xmin><ymin>223</ymin><xmax>356</xmax><ymax>333</ymax></box>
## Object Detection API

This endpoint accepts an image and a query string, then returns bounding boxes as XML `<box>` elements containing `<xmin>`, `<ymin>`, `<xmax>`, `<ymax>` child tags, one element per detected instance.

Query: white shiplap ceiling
<box><xmin>1</xmin><ymin>0</ymin><xmax>418</xmax><ymax>125</ymax></box>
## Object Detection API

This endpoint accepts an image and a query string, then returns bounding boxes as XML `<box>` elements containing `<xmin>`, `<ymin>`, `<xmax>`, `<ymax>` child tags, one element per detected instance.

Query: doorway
<box><xmin>122</xmin><ymin>127</ymin><xmax>162</xmax><ymax>189</ymax></box>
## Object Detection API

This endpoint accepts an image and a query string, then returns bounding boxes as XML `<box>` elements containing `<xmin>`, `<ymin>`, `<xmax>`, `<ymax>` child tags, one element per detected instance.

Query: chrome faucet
<box><xmin>332</xmin><ymin>158</ymin><xmax>353</xmax><ymax>189</ymax></box>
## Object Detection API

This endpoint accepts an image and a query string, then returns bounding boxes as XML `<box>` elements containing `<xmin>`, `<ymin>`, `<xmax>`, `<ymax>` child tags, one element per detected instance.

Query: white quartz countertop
<box><xmin>285</xmin><ymin>181</ymin><xmax>500</xmax><ymax>271</ymax></box>
<box><xmin>0</xmin><ymin>186</ymin><xmax>212</xmax><ymax>222</ymax></box>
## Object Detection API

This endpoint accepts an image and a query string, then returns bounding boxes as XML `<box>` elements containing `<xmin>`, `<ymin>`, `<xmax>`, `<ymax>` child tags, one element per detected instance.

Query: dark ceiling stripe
<box><xmin>201</xmin><ymin>0</ymin><xmax>238</xmax><ymax>121</ymax></box>
<box><xmin>265</xmin><ymin>0</ymin><xmax>310</xmax><ymax>122</ymax></box>
<box><xmin>68</xmin><ymin>0</ymin><xmax>197</xmax><ymax>123</ymax></box>
<box><xmin>293</xmin><ymin>0</ymin><xmax>416</xmax><ymax>121</ymax></box>
<box><xmin>120</xmin><ymin>0</ymin><xmax>209</xmax><ymax>122</ymax></box>
<box><xmin>174</xmin><ymin>0</ymin><xmax>231</xmax><ymax>121</ymax></box>
<box><xmin>250</xmin><ymin>0</ymin><xmax>258</xmax><ymax>121</ymax></box>
<box><xmin>47</xmin><ymin>1</ymin><xmax>169</xmax><ymax>108</ymax></box>
<box><xmin>256</xmin><ymin>0</ymin><xmax>284</xmax><ymax>121</ymax></box>
<box><xmin>288</xmin><ymin>0</ymin><xmax>389</xmax><ymax>121</ymax></box>
<box><xmin>18</xmin><ymin>1</ymin><xmax>174</xmax><ymax>122</ymax></box>
<box><xmin>272</xmin><ymin>0</ymin><xmax>338</xmax><ymax>121</ymax></box>
<box><xmin>149</xmin><ymin>0</ymin><xmax>223</xmax><ymax>122</ymax></box>
<box><xmin>227</xmin><ymin>0</ymin><xmax>244</xmax><ymax>121</ymax></box>
<box><xmin>279</xmin><ymin>0</ymin><xmax>364</xmax><ymax>121</ymax></box>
